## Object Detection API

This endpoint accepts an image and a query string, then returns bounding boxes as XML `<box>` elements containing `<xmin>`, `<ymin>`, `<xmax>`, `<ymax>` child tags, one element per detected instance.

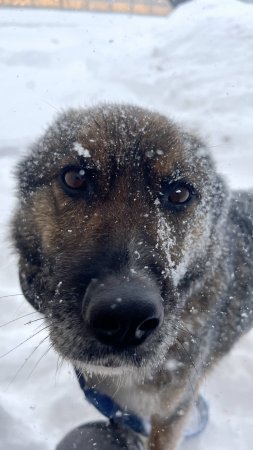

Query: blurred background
<box><xmin>1</xmin><ymin>0</ymin><xmax>173</xmax><ymax>16</ymax></box>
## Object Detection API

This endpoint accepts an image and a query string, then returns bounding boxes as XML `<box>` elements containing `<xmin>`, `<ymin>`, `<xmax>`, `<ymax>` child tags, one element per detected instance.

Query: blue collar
<box><xmin>74</xmin><ymin>367</ymin><xmax>150</xmax><ymax>436</ymax></box>
<box><xmin>74</xmin><ymin>367</ymin><xmax>208</xmax><ymax>439</ymax></box>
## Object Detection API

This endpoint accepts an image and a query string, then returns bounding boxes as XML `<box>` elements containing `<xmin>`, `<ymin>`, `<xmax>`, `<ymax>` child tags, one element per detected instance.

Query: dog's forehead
<box><xmin>20</xmin><ymin>105</ymin><xmax>211</xmax><ymax>194</ymax></box>
<box><xmin>54</xmin><ymin>105</ymin><xmax>189</xmax><ymax>175</ymax></box>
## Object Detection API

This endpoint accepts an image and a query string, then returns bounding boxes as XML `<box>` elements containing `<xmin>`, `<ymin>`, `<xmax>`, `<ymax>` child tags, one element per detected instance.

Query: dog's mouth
<box><xmin>49</xmin><ymin>309</ymin><xmax>173</xmax><ymax>378</ymax></box>
<box><xmin>71</xmin><ymin>342</ymin><xmax>167</xmax><ymax>378</ymax></box>
<box><xmin>47</xmin><ymin>273</ymin><xmax>172</xmax><ymax>374</ymax></box>
<box><xmin>73</xmin><ymin>352</ymin><xmax>145</xmax><ymax>376</ymax></box>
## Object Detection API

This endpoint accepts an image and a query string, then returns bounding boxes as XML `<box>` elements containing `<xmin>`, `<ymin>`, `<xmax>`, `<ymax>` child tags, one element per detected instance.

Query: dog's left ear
<box><xmin>12</xmin><ymin>152</ymin><xmax>49</xmax><ymax>311</ymax></box>
<box><xmin>12</xmin><ymin>211</ymin><xmax>45</xmax><ymax>311</ymax></box>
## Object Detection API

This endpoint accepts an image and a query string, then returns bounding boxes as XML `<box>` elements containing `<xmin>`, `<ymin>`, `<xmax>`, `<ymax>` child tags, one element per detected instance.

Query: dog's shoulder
<box><xmin>228</xmin><ymin>190</ymin><xmax>253</xmax><ymax>260</ymax></box>
<box><xmin>229</xmin><ymin>190</ymin><xmax>253</xmax><ymax>228</ymax></box>
<box><xmin>213</xmin><ymin>189</ymin><xmax>253</xmax><ymax>356</ymax></box>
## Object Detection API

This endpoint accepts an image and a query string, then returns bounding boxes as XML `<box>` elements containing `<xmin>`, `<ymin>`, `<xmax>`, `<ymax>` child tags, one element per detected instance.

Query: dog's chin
<box><xmin>71</xmin><ymin>349</ymin><xmax>163</xmax><ymax>381</ymax></box>
<box><xmin>75</xmin><ymin>361</ymin><xmax>137</xmax><ymax>378</ymax></box>
<box><xmin>67</xmin><ymin>348</ymin><xmax>155</xmax><ymax>380</ymax></box>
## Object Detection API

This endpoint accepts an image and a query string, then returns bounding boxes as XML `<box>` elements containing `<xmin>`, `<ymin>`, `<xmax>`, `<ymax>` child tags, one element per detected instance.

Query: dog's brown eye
<box><xmin>160</xmin><ymin>181</ymin><xmax>194</xmax><ymax>211</ymax></box>
<box><xmin>60</xmin><ymin>167</ymin><xmax>93</xmax><ymax>198</ymax></box>
<box><xmin>168</xmin><ymin>187</ymin><xmax>190</xmax><ymax>204</ymax></box>
<box><xmin>64</xmin><ymin>169</ymin><xmax>87</xmax><ymax>190</ymax></box>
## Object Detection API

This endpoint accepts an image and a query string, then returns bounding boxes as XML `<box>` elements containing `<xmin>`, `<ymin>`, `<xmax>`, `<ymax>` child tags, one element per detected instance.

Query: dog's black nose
<box><xmin>83</xmin><ymin>276</ymin><xmax>164</xmax><ymax>347</ymax></box>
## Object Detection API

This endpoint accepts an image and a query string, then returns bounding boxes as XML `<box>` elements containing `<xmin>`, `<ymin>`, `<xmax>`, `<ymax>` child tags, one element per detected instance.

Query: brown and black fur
<box><xmin>12</xmin><ymin>104</ymin><xmax>253</xmax><ymax>450</ymax></box>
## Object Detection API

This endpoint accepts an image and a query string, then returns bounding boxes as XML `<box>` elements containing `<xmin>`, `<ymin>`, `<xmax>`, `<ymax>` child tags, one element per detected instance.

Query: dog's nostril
<box><xmin>138</xmin><ymin>318</ymin><xmax>160</xmax><ymax>332</ymax></box>
<box><xmin>135</xmin><ymin>318</ymin><xmax>160</xmax><ymax>339</ymax></box>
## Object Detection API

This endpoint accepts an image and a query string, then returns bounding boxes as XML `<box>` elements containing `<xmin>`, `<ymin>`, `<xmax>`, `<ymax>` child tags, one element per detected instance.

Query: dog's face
<box><xmin>13</xmin><ymin>105</ymin><xmax>227</xmax><ymax>377</ymax></box>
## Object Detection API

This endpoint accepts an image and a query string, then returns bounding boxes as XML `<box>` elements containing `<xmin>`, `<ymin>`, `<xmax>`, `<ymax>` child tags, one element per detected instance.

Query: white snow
<box><xmin>73</xmin><ymin>142</ymin><xmax>91</xmax><ymax>158</ymax></box>
<box><xmin>157</xmin><ymin>213</ymin><xmax>176</xmax><ymax>274</ymax></box>
<box><xmin>1</xmin><ymin>1</ymin><xmax>253</xmax><ymax>449</ymax></box>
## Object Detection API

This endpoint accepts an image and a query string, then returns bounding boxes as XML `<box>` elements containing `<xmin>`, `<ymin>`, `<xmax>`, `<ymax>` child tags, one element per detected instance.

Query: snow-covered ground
<box><xmin>0</xmin><ymin>0</ymin><xmax>253</xmax><ymax>449</ymax></box>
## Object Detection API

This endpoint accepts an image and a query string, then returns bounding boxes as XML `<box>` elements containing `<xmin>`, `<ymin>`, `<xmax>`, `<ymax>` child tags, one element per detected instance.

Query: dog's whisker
<box><xmin>74</xmin><ymin>367</ymin><xmax>83</xmax><ymax>384</ymax></box>
<box><xmin>55</xmin><ymin>354</ymin><xmax>65</xmax><ymax>382</ymax></box>
<box><xmin>174</xmin><ymin>345</ymin><xmax>196</xmax><ymax>398</ymax></box>
<box><xmin>5</xmin><ymin>335</ymin><xmax>49</xmax><ymax>391</ymax></box>
<box><xmin>24</xmin><ymin>317</ymin><xmax>46</xmax><ymax>326</ymax></box>
<box><xmin>33</xmin><ymin>322</ymin><xmax>50</xmax><ymax>333</ymax></box>
<box><xmin>177</xmin><ymin>321</ymin><xmax>198</xmax><ymax>337</ymax></box>
<box><xmin>12</xmin><ymin>300</ymin><xmax>33</xmax><ymax>319</ymax></box>
<box><xmin>0</xmin><ymin>294</ymin><xmax>24</xmax><ymax>300</ymax></box>
<box><xmin>53</xmin><ymin>356</ymin><xmax>64</xmax><ymax>387</ymax></box>
<box><xmin>175</xmin><ymin>338</ymin><xmax>199</xmax><ymax>376</ymax></box>
<box><xmin>0</xmin><ymin>312</ymin><xmax>39</xmax><ymax>328</ymax></box>
<box><xmin>0</xmin><ymin>326</ymin><xmax>50</xmax><ymax>359</ymax></box>
<box><xmin>111</xmin><ymin>372</ymin><xmax>125</xmax><ymax>399</ymax></box>
<box><xmin>27</xmin><ymin>343</ymin><xmax>53</xmax><ymax>380</ymax></box>
<box><xmin>42</xmin><ymin>99</ymin><xmax>59</xmax><ymax>112</ymax></box>
<box><xmin>171</xmin><ymin>322</ymin><xmax>197</xmax><ymax>342</ymax></box>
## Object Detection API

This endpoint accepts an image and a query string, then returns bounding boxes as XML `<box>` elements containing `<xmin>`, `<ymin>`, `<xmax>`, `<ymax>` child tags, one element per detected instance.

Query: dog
<box><xmin>12</xmin><ymin>104</ymin><xmax>253</xmax><ymax>450</ymax></box>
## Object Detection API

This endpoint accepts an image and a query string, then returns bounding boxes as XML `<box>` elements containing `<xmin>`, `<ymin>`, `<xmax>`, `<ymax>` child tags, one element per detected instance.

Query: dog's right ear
<box><xmin>12</xmin><ymin>211</ymin><xmax>45</xmax><ymax>311</ymax></box>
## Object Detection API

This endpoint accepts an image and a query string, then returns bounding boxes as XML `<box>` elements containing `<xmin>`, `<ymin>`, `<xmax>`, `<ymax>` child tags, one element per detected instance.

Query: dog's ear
<box><xmin>12</xmin><ymin>151</ymin><xmax>49</xmax><ymax>311</ymax></box>
<box><xmin>12</xmin><ymin>211</ymin><xmax>45</xmax><ymax>311</ymax></box>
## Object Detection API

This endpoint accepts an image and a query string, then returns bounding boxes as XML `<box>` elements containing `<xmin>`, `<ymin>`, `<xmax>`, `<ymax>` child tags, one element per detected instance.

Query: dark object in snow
<box><xmin>56</xmin><ymin>421</ymin><xmax>144</xmax><ymax>450</ymax></box>
<box><xmin>12</xmin><ymin>104</ymin><xmax>253</xmax><ymax>450</ymax></box>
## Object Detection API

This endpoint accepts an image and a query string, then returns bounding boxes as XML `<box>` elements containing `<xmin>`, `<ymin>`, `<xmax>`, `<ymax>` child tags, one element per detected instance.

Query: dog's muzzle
<box><xmin>82</xmin><ymin>275</ymin><xmax>164</xmax><ymax>348</ymax></box>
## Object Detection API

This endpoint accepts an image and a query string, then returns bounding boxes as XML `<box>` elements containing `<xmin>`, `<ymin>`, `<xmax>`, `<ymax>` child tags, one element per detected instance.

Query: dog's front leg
<box><xmin>148</xmin><ymin>400</ymin><xmax>192</xmax><ymax>450</ymax></box>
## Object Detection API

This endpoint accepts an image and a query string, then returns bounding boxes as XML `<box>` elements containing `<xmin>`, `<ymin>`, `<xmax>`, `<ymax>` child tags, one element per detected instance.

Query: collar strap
<box><xmin>74</xmin><ymin>368</ymin><xmax>151</xmax><ymax>436</ymax></box>
<box><xmin>74</xmin><ymin>368</ymin><xmax>208</xmax><ymax>439</ymax></box>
